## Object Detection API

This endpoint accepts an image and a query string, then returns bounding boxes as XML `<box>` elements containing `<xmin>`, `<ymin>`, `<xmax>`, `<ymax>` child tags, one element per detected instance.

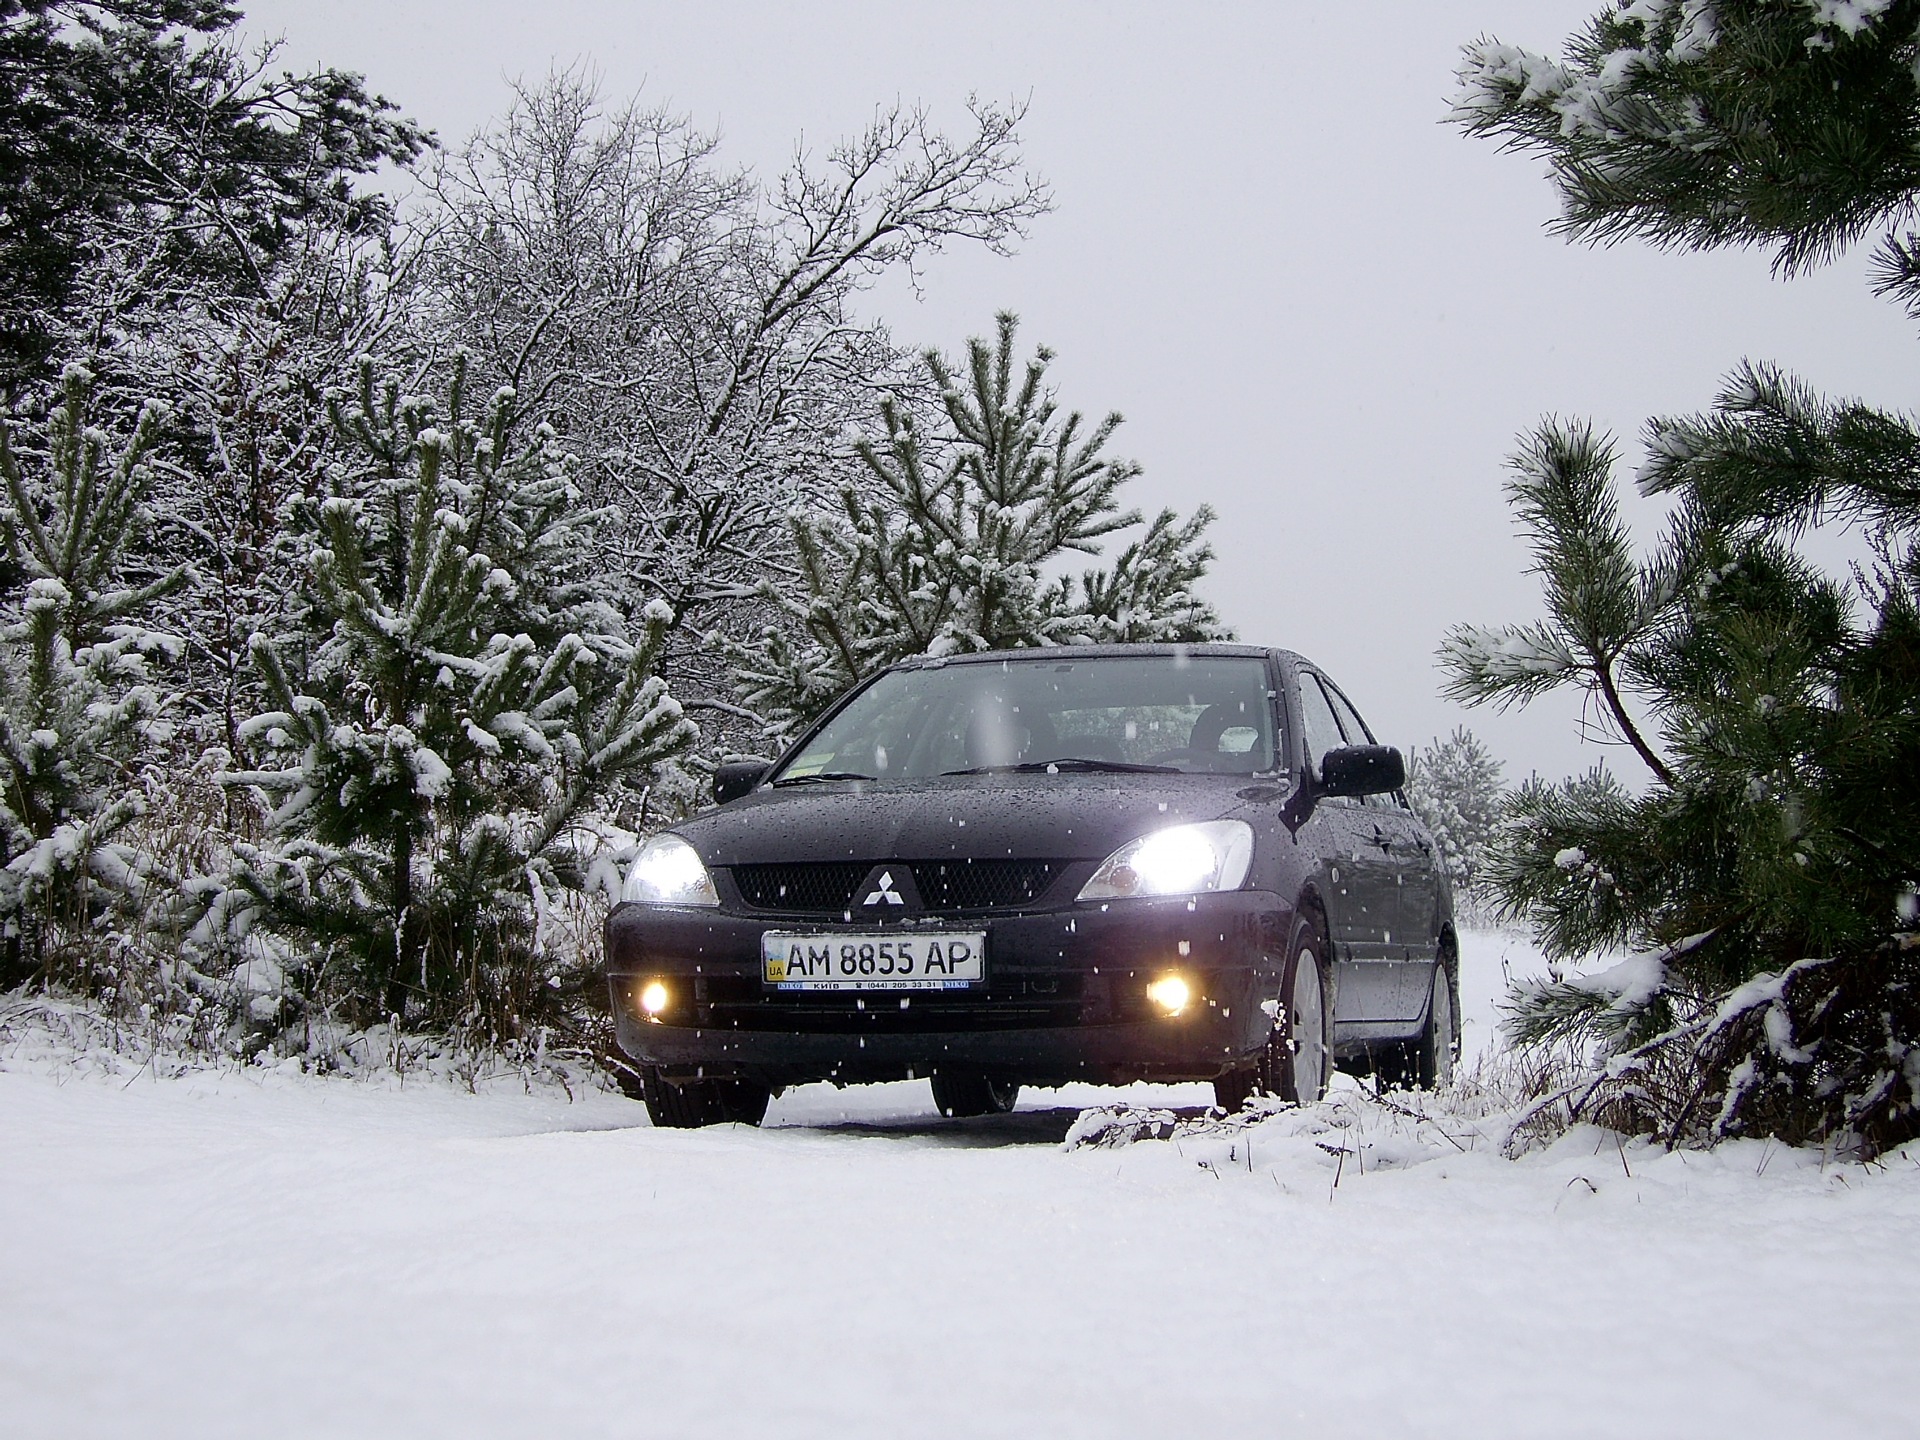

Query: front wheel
<box><xmin>931</xmin><ymin>1072</ymin><xmax>1020</xmax><ymax>1118</ymax></box>
<box><xmin>1217</xmin><ymin>920</ymin><xmax>1334</xmax><ymax>1110</ymax></box>
<box><xmin>1270</xmin><ymin>921</ymin><xmax>1333</xmax><ymax>1104</ymax></box>
<box><xmin>638</xmin><ymin>1069</ymin><xmax>772</xmax><ymax>1128</ymax></box>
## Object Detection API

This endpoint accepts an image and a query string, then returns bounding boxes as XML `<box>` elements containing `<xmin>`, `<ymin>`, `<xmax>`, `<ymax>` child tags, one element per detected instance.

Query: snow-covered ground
<box><xmin>4</xmin><ymin>930</ymin><xmax>1917</xmax><ymax>1439</ymax></box>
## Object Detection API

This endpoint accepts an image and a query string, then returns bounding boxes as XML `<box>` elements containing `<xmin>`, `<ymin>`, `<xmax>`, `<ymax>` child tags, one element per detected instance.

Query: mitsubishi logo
<box><xmin>854</xmin><ymin>864</ymin><xmax>921</xmax><ymax>912</ymax></box>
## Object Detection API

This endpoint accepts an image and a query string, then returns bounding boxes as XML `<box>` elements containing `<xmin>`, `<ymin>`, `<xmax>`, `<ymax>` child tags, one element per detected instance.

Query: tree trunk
<box><xmin>385</xmin><ymin>819</ymin><xmax>414</xmax><ymax>1017</ymax></box>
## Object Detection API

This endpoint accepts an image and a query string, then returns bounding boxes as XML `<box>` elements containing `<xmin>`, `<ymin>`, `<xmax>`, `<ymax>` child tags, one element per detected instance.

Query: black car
<box><xmin>605</xmin><ymin>644</ymin><xmax>1457</xmax><ymax>1127</ymax></box>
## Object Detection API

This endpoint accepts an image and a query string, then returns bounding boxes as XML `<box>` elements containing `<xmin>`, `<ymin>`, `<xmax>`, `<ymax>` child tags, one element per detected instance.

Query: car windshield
<box><xmin>774</xmin><ymin>654</ymin><xmax>1281</xmax><ymax>781</ymax></box>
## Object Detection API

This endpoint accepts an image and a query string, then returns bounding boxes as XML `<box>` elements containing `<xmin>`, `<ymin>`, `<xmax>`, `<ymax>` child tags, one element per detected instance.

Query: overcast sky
<box><xmin>242</xmin><ymin>1</ymin><xmax>1917</xmax><ymax>783</ymax></box>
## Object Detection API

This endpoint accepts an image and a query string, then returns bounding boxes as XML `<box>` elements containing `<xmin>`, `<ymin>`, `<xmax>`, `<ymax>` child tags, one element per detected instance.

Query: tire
<box><xmin>931</xmin><ymin>1072</ymin><xmax>1020</xmax><ymax>1118</ymax></box>
<box><xmin>608</xmin><ymin>1056</ymin><xmax>649</xmax><ymax>1101</ymax></box>
<box><xmin>1415</xmin><ymin>956</ymin><xmax>1459</xmax><ymax>1090</ymax></box>
<box><xmin>638</xmin><ymin>1068</ymin><xmax>771</xmax><ymax>1128</ymax></box>
<box><xmin>1212</xmin><ymin>1067</ymin><xmax>1257</xmax><ymax>1114</ymax></box>
<box><xmin>1215</xmin><ymin>915</ymin><xmax>1334</xmax><ymax>1110</ymax></box>
<box><xmin>1372</xmin><ymin>955</ymin><xmax>1459</xmax><ymax>1091</ymax></box>
<box><xmin>1270</xmin><ymin>913</ymin><xmax>1333</xmax><ymax>1104</ymax></box>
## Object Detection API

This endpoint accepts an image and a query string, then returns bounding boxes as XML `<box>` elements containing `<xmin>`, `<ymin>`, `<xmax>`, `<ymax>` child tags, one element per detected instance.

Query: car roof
<box><xmin>889</xmin><ymin>642</ymin><xmax>1302</xmax><ymax>670</ymax></box>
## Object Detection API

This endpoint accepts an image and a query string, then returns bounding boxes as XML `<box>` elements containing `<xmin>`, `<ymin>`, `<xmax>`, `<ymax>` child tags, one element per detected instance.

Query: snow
<box><xmin>4</xmin><ymin>930</ymin><xmax>1918</xmax><ymax>1439</ymax></box>
<box><xmin>1563</xmin><ymin>946</ymin><xmax>1669</xmax><ymax>1011</ymax></box>
<box><xmin>1806</xmin><ymin>0</ymin><xmax>1895</xmax><ymax>40</ymax></box>
<box><xmin>407</xmin><ymin>739</ymin><xmax>453</xmax><ymax>798</ymax></box>
<box><xmin>1440</xmin><ymin>624</ymin><xmax>1575</xmax><ymax>683</ymax></box>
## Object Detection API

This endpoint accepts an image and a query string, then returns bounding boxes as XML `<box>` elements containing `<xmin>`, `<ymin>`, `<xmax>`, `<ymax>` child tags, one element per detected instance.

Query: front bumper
<box><xmin>605</xmin><ymin>891</ymin><xmax>1290</xmax><ymax>1088</ymax></box>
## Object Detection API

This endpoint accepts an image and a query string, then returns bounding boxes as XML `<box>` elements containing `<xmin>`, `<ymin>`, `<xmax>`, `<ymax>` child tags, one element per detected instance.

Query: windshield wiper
<box><xmin>770</xmin><ymin>771</ymin><xmax>877</xmax><ymax>787</ymax></box>
<box><xmin>942</xmin><ymin>757</ymin><xmax>1181</xmax><ymax>776</ymax></box>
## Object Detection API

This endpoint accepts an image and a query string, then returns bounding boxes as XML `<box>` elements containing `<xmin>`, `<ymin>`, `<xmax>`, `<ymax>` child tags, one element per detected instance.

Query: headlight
<box><xmin>1145</xmin><ymin>974</ymin><xmax>1192</xmax><ymax>1016</ymax></box>
<box><xmin>1077</xmin><ymin>820</ymin><xmax>1254</xmax><ymax>901</ymax></box>
<box><xmin>622</xmin><ymin>833</ymin><xmax>719</xmax><ymax>906</ymax></box>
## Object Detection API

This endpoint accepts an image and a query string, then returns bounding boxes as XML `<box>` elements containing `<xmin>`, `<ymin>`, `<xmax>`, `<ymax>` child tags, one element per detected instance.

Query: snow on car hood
<box><xmin>675</xmin><ymin>772</ymin><xmax>1271</xmax><ymax>866</ymax></box>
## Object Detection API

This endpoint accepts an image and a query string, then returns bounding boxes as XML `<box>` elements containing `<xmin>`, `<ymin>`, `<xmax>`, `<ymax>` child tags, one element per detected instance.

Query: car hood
<box><xmin>675</xmin><ymin>773</ymin><xmax>1270</xmax><ymax>866</ymax></box>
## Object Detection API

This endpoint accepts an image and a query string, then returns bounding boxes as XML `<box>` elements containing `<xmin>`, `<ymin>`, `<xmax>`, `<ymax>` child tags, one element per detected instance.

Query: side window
<box><xmin>1320</xmin><ymin>680</ymin><xmax>1373</xmax><ymax>745</ymax></box>
<box><xmin>1295</xmin><ymin>674</ymin><xmax>1346</xmax><ymax>783</ymax></box>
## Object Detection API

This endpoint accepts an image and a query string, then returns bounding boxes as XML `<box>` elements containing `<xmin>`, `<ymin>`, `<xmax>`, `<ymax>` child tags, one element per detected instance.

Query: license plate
<box><xmin>762</xmin><ymin>932</ymin><xmax>986</xmax><ymax>990</ymax></box>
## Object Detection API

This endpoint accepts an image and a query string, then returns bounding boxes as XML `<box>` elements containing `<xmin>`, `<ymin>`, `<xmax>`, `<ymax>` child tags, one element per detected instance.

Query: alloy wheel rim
<box><xmin>1291</xmin><ymin>947</ymin><xmax>1326</xmax><ymax>1101</ymax></box>
<box><xmin>1432</xmin><ymin>972</ymin><xmax>1455</xmax><ymax>1086</ymax></box>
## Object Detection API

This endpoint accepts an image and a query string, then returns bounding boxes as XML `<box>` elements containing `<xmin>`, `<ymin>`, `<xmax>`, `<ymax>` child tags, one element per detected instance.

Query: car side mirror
<box><xmin>1318</xmin><ymin>745</ymin><xmax>1404</xmax><ymax>797</ymax></box>
<box><xmin>712</xmin><ymin>760</ymin><xmax>770</xmax><ymax>805</ymax></box>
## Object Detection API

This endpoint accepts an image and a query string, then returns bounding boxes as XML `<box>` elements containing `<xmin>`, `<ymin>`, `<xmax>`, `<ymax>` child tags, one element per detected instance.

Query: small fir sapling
<box><xmin>0</xmin><ymin>363</ymin><xmax>189</xmax><ymax>975</ymax></box>
<box><xmin>1404</xmin><ymin>726</ymin><xmax>1506</xmax><ymax>901</ymax></box>
<box><xmin>216</xmin><ymin>352</ymin><xmax>694</xmax><ymax>1026</ymax></box>
<box><xmin>729</xmin><ymin>312</ymin><xmax>1224</xmax><ymax>740</ymax></box>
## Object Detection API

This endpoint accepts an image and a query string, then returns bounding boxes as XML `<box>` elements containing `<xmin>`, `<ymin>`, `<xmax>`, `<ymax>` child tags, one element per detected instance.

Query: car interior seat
<box><xmin>1185</xmin><ymin>700</ymin><xmax>1264</xmax><ymax>768</ymax></box>
<box><xmin>963</xmin><ymin>700</ymin><xmax>1057</xmax><ymax>769</ymax></box>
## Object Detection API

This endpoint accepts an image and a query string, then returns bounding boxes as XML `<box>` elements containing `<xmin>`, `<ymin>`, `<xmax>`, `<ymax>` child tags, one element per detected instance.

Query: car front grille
<box><xmin>729</xmin><ymin>859</ymin><xmax>1067</xmax><ymax>914</ymax></box>
<box><xmin>912</xmin><ymin>859</ymin><xmax>1062</xmax><ymax>910</ymax></box>
<box><xmin>730</xmin><ymin>862</ymin><xmax>869</xmax><ymax>913</ymax></box>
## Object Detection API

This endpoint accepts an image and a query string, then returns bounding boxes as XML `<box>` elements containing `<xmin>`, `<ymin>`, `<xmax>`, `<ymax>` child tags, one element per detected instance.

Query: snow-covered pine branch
<box><xmin>1449</xmin><ymin>0</ymin><xmax>1920</xmax><ymax>1154</ymax></box>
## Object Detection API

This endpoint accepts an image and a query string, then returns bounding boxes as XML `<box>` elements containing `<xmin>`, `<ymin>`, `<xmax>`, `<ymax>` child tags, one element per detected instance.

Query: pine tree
<box><xmin>1404</xmin><ymin>726</ymin><xmax>1506</xmax><ymax>900</ymax></box>
<box><xmin>0</xmin><ymin>1</ymin><xmax>425</xmax><ymax>391</ymax></box>
<box><xmin>218</xmin><ymin>353</ymin><xmax>694</xmax><ymax>1024</ymax></box>
<box><xmin>1447</xmin><ymin>0</ymin><xmax>1920</xmax><ymax>1153</ymax></box>
<box><xmin>730</xmin><ymin>312</ymin><xmax>1224</xmax><ymax>738</ymax></box>
<box><xmin>0</xmin><ymin>362</ymin><xmax>187</xmax><ymax>976</ymax></box>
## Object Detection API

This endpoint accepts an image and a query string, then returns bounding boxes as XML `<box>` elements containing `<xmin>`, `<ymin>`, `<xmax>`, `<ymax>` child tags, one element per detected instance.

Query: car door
<box><xmin>1293</xmin><ymin>670</ymin><xmax>1400</xmax><ymax>1025</ymax></box>
<box><xmin>1319</xmin><ymin>676</ymin><xmax>1440</xmax><ymax>1021</ymax></box>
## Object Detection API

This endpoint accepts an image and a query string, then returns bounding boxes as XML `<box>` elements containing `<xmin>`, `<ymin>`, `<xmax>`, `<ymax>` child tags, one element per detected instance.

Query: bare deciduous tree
<box><xmin>414</xmin><ymin>73</ymin><xmax>1051</xmax><ymax>756</ymax></box>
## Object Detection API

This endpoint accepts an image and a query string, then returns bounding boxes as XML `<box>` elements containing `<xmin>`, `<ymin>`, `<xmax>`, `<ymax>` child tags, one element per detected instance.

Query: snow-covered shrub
<box><xmin>730</xmin><ymin>312</ymin><xmax>1225</xmax><ymax>738</ymax></box>
<box><xmin>215</xmin><ymin>353</ymin><xmax>694</xmax><ymax>1029</ymax></box>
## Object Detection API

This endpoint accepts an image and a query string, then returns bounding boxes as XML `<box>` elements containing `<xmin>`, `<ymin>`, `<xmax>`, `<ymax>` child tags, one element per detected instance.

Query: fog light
<box><xmin>638</xmin><ymin>980</ymin><xmax>670</xmax><ymax>1018</ymax></box>
<box><xmin>1145</xmin><ymin>974</ymin><xmax>1191</xmax><ymax>1017</ymax></box>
